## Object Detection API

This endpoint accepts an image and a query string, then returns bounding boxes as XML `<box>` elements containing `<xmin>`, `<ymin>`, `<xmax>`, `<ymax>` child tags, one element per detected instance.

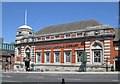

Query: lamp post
<box><xmin>32</xmin><ymin>30</ymin><xmax>34</xmax><ymax>62</ymax></box>
<box><xmin>81</xmin><ymin>39</ymin><xmax>87</xmax><ymax>72</ymax></box>
<box><xmin>106</xmin><ymin>57</ymin><xmax>109</xmax><ymax>72</ymax></box>
<box><xmin>31</xmin><ymin>30</ymin><xmax>35</xmax><ymax>71</ymax></box>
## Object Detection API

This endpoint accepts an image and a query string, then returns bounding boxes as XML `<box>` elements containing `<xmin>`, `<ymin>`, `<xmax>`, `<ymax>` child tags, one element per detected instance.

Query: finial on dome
<box><xmin>25</xmin><ymin>10</ymin><xmax>27</xmax><ymax>25</ymax></box>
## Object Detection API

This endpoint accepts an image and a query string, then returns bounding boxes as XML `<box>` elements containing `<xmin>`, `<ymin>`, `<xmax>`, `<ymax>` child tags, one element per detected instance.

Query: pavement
<box><xmin>2</xmin><ymin>71</ymin><xmax>120</xmax><ymax>74</ymax></box>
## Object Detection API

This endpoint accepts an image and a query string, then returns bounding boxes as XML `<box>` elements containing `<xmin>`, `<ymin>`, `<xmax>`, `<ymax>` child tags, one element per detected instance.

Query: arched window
<box><xmin>90</xmin><ymin>41</ymin><xmax>104</xmax><ymax>65</ymax></box>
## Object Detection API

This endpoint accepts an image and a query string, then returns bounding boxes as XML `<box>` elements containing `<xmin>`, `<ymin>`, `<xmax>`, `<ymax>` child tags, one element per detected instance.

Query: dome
<box><xmin>19</xmin><ymin>25</ymin><xmax>32</xmax><ymax>30</ymax></box>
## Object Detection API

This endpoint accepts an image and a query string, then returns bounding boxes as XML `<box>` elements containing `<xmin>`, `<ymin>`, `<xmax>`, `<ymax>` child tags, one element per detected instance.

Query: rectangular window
<box><xmin>10</xmin><ymin>46</ymin><xmax>12</xmax><ymax>50</ymax></box>
<box><xmin>37</xmin><ymin>37</ymin><xmax>41</xmax><ymax>40</ymax></box>
<box><xmin>77</xmin><ymin>33</ymin><xmax>82</xmax><ymax>37</ymax></box>
<box><xmin>4</xmin><ymin>44</ymin><xmax>6</xmax><ymax>50</ymax></box>
<box><xmin>55</xmin><ymin>35</ymin><xmax>60</xmax><ymax>39</ymax></box>
<box><xmin>9</xmin><ymin>45</ymin><xmax>10</xmax><ymax>50</ymax></box>
<box><xmin>46</xmin><ymin>36</ymin><xmax>50</xmax><ymax>40</ymax></box>
<box><xmin>94</xmin><ymin>30</ymin><xmax>100</xmax><ymax>35</ymax></box>
<box><xmin>65</xmin><ymin>33</ymin><xmax>70</xmax><ymax>38</ymax></box>
<box><xmin>2</xmin><ymin>44</ymin><xmax>4</xmax><ymax>49</ymax></box>
<box><xmin>104</xmin><ymin>29</ymin><xmax>110</xmax><ymax>33</ymax></box>
<box><xmin>100</xmin><ymin>30</ymin><xmax>104</xmax><ymax>34</ymax></box>
<box><xmin>75</xmin><ymin>50</ymin><xmax>83</xmax><ymax>63</ymax></box>
<box><xmin>115</xmin><ymin>46</ymin><xmax>120</xmax><ymax>50</ymax></box>
<box><xmin>45</xmin><ymin>52</ymin><xmax>50</xmax><ymax>63</ymax></box>
<box><xmin>36</xmin><ymin>52</ymin><xmax>41</xmax><ymax>62</ymax></box>
<box><xmin>94</xmin><ymin>50</ymin><xmax>101</xmax><ymax>63</ymax></box>
<box><xmin>54</xmin><ymin>51</ymin><xmax>60</xmax><ymax>63</ymax></box>
<box><xmin>64</xmin><ymin>51</ymin><xmax>71</xmax><ymax>63</ymax></box>
<box><xmin>90</xmin><ymin>31</ymin><xmax>94</xmax><ymax>35</ymax></box>
<box><xmin>85</xmin><ymin>32</ymin><xmax>90</xmax><ymax>36</ymax></box>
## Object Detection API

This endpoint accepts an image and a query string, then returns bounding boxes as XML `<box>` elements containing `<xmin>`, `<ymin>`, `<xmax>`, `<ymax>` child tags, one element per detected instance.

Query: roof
<box><xmin>113</xmin><ymin>28</ymin><xmax>120</xmax><ymax>41</ymax></box>
<box><xmin>19</xmin><ymin>25</ymin><xmax>32</xmax><ymax>30</ymax></box>
<box><xmin>0</xmin><ymin>49</ymin><xmax>11</xmax><ymax>57</ymax></box>
<box><xmin>35</xmin><ymin>19</ymin><xmax>101</xmax><ymax>35</ymax></box>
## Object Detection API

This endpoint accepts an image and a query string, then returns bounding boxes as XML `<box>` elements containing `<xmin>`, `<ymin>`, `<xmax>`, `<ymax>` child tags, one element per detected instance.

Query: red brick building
<box><xmin>0</xmin><ymin>38</ymin><xmax>15</xmax><ymax>71</ymax></box>
<box><xmin>14</xmin><ymin>20</ymin><xmax>120</xmax><ymax>71</ymax></box>
<box><xmin>0</xmin><ymin>49</ymin><xmax>14</xmax><ymax>71</ymax></box>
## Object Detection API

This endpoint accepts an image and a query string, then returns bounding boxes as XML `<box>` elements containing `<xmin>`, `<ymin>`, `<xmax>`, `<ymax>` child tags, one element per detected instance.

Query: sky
<box><xmin>2</xmin><ymin>2</ymin><xmax>119</xmax><ymax>43</ymax></box>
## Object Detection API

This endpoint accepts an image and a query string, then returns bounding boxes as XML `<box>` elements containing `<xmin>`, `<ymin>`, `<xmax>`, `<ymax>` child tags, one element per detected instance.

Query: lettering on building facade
<box><xmin>38</xmin><ymin>44</ymin><xmax>79</xmax><ymax>49</ymax></box>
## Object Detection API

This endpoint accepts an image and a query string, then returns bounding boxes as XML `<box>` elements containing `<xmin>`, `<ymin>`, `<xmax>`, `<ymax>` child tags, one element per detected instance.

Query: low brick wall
<box><xmin>34</xmin><ymin>64</ymin><xmax>113</xmax><ymax>72</ymax></box>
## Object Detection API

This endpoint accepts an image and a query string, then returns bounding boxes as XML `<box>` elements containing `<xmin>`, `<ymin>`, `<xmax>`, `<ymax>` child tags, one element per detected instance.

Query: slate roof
<box><xmin>35</xmin><ymin>19</ymin><xmax>101</xmax><ymax>35</ymax></box>
<box><xmin>113</xmin><ymin>28</ymin><xmax>120</xmax><ymax>41</ymax></box>
<box><xmin>35</xmin><ymin>19</ymin><xmax>120</xmax><ymax>41</ymax></box>
<box><xmin>0</xmin><ymin>49</ymin><xmax>11</xmax><ymax>57</ymax></box>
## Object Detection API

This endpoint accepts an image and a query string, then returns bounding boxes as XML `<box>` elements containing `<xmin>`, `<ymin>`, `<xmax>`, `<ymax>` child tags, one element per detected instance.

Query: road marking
<box><xmin>67</xmin><ymin>78</ymin><xmax>82</xmax><ymax>81</ymax></box>
<box><xmin>2</xmin><ymin>80</ymin><xmax>17</xmax><ymax>82</ymax></box>
<box><xmin>6</xmin><ymin>75</ymin><xmax>12</xmax><ymax>78</ymax></box>
<box><xmin>112</xmin><ymin>80</ymin><xmax>119</xmax><ymax>82</ymax></box>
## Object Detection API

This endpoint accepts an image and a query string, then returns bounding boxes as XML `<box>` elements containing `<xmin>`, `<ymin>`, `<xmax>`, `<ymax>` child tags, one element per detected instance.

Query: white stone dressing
<box><xmin>19</xmin><ymin>25</ymin><xmax>32</xmax><ymax>30</ymax></box>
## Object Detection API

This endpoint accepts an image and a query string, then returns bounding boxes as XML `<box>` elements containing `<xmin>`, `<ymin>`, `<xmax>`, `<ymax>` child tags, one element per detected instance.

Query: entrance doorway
<box><xmin>24</xmin><ymin>47</ymin><xmax>31</xmax><ymax>71</ymax></box>
<box><xmin>25</xmin><ymin>60</ymin><xmax>30</xmax><ymax>70</ymax></box>
<box><xmin>115</xmin><ymin>59</ymin><xmax>120</xmax><ymax>71</ymax></box>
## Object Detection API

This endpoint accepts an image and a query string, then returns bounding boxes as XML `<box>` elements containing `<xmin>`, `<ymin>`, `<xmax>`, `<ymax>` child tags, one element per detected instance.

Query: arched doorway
<box><xmin>24</xmin><ymin>47</ymin><xmax>31</xmax><ymax>71</ymax></box>
<box><xmin>90</xmin><ymin>41</ymin><xmax>104</xmax><ymax>65</ymax></box>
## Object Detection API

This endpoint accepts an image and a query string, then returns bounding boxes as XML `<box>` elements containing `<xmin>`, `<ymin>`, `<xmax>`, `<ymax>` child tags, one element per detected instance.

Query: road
<box><xmin>1</xmin><ymin>72</ymin><xmax>120</xmax><ymax>84</ymax></box>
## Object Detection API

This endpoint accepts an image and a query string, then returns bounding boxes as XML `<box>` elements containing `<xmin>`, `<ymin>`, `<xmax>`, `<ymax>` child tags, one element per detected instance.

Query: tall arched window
<box><xmin>90</xmin><ymin>41</ymin><xmax>104</xmax><ymax>65</ymax></box>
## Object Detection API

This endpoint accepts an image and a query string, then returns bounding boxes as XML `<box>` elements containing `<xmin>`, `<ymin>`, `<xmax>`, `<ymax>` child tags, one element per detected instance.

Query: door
<box><xmin>25</xmin><ymin>53</ymin><xmax>30</xmax><ymax>70</ymax></box>
<box><xmin>115</xmin><ymin>60</ymin><xmax>120</xmax><ymax>71</ymax></box>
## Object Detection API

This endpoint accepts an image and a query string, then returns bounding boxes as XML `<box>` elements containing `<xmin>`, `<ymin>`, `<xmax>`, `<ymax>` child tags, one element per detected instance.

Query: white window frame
<box><xmin>77</xmin><ymin>32</ymin><xmax>82</xmax><ymax>37</ymax></box>
<box><xmin>64</xmin><ymin>33</ymin><xmax>71</xmax><ymax>38</ymax></box>
<box><xmin>92</xmin><ymin>49</ymin><xmax>102</xmax><ymax>65</ymax></box>
<box><xmin>64</xmin><ymin>50</ymin><xmax>71</xmax><ymax>63</ymax></box>
<box><xmin>115</xmin><ymin>46</ymin><xmax>120</xmax><ymax>50</ymax></box>
<box><xmin>54</xmin><ymin>51</ymin><xmax>60</xmax><ymax>63</ymax></box>
<box><xmin>44</xmin><ymin>52</ymin><xmax>50</xmax><ymax>63</ymax></box>
<box><xmin>45</xmin><ymin>36</ymin><xmax>50</xmax><ymax>40</ymax></box>
<box><xmin>36</xmin><ymin>52</ymin><xmax>41</xmax><ymax>63</ymax></box>
<box><xmin>75</xmin><ymin>50</ymin><xmax>83</xmax><ymax>63</ymax></box>
<box><xmin>55</xmin><ymin>35</ymin><xmax>60</xmax><ymax>39</ymax></box>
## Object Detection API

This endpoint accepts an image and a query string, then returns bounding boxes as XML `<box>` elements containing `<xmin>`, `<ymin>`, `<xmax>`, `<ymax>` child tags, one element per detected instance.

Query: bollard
<box><xmin>61</xmin><ymin>78</ymin><xmax>65</xmax><ymax>84</ymax></box>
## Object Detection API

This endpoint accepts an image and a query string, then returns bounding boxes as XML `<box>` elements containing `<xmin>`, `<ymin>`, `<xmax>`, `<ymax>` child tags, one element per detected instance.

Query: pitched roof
<box><xmin>0</xmin><ymin>49</ymin><xmax>11</xmax><ymax>56</ymax></box>
<box><xmin>35</xmin><ymin>19</ymin><xmax>101</xmax><ymax>35</ymax></box>
<box><xmin>113</xmin><ymin>28</ymin><xmax>120</xmax><ymax>41</ymax></box>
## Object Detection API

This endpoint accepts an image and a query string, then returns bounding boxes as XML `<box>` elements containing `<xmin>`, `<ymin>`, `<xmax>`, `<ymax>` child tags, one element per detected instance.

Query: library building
<box><xmin>14</xmin><ymin>20</ymin><xmax>120</xmax><ymax>72</ymax></box>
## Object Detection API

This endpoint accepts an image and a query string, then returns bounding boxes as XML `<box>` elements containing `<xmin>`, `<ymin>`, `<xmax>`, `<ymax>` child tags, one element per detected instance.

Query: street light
<box><xmin>31</xmin><ymin>30</ymin><xmax>35</xmax><ymax>71</ymax></box>
<box><xmin>81</xmin><ymin>39</ymin><xmax>87</xmax><ymax>72</ymax></box>
<box><xmin>106</xmin><ymin>57</ymin><xmax>109</xmax><ymax>72</ymax></box>
<box><xmin>32</xmin><ymin>30</ymin><xmax>34</xmax><ymax>62</ymax></box>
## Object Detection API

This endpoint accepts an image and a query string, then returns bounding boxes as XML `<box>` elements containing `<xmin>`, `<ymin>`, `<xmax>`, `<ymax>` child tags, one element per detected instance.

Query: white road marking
<box><xmin>112</xmin><ymin>80</ymin><xmax>119</xmax><ymax>82</ymax></box>
<box><xmin>6</xmin><ymin>75</ymin><xmax>11</xmax><ymax>78</ymax></box>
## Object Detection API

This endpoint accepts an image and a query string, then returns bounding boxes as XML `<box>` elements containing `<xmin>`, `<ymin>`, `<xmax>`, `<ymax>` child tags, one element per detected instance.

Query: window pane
<box><xmin>55</xmin><ymin>35</ymin><xmax>59</xmax><ymax>38</ymax></box>
<box><xmin>94</xmin><ymin>50</ymin><xmax>101</xmax><ymax>63</ymax></box>
<box><xmin>65</xmin><ymin>51</ymin><xmax>71</xmax><ymax>62</ymax></box>
<box><xmin>65</xmin><ymin>34</ymin><xmax>70</xmax><ymax>38</ymax></box>
<box><xmin>37</xmin><ymin>52</ymin><xmax>41</xmax><ymax>62</ymax></box>
<box><xmin>76</xmin><ymin>51</ymin><xmax>83</xmax><ymax>62</ymax></box>
<box><xmin>54</xmin><ymin>52</ymin><xmax>60</xmax><ymax>62</ymax></box>
<box><xmin>45</xmin><ymin>52</ymin><xmax>50</xmax><ymax>62</ymax></box>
